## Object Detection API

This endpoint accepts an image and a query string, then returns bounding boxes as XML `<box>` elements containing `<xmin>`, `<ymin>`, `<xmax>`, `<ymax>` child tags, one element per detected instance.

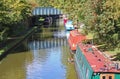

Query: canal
<box><xmin>0</xmin><ymin>29</ymin><xmax>78</xmax><ymax>79</ymax></box>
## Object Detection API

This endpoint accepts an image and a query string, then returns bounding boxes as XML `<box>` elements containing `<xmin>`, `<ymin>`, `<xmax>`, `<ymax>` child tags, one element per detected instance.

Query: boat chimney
<box><xmin>115</xmin><ymin>63</ymin><xmax>119</xmax><ymax>70</ymax></box>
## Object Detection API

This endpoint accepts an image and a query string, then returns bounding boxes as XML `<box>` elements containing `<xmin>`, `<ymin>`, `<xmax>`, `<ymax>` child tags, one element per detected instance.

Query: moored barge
<box><xmin>68</xmin><ymin>29</ymin><xmax>86</xmax><ymax>53</ymax></box>
<box><xmin>65</xmin><ymin>20</ymin><xmax>74</xmax><ymax>31</ymax></box>
<box><xmin>74</xmin><ymin>43</ymin><xmax>120</xmax><ymax>79</ymax></box>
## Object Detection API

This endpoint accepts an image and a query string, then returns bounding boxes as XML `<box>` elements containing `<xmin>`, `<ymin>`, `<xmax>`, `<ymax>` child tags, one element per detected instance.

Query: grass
<box><xmin>105</xmin><ymin>48</ymin><xmax>120</xmax><ymax>61</ymax></box>
<box><xmin>106</xmin><ymin>48</ymin><xmax>120</xmax><ymax>55</ymax></box>
<box><xmin>86</xmin><ymin>32</ymin><xmax>94</xmax><ymax>39</ymax></box>
<box><xmin>83</xmin><ymin>31</ymin><xmax>120</xmax><ymax>61</ymax></box>
<box><xmin>0</xmin><ymin>50</ymin><xmax>4</xmax><ymax>55</ymax></box>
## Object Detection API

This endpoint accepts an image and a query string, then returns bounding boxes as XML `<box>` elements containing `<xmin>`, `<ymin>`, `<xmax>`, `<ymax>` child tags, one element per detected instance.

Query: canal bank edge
<box><xmin>0</xmin><ymin>27</ymin><xmax>37</xmax><ymax>61</ymax></box>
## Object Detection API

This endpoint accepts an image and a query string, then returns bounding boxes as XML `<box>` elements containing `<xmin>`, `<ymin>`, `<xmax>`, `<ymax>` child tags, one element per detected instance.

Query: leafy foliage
<box><xmin>1</xmin><ymin>0</ymin><xmax>120</xmax><ymax>50</ymax></box>
<box><xmin>0</xmin><ymin>0</ymin><xmax>32</xmax><ymax>41</ymax></box>
<box><xmin>47</xmin><ymin>0</ymin><xmax>120</xmax><ymax>49</ymax></box>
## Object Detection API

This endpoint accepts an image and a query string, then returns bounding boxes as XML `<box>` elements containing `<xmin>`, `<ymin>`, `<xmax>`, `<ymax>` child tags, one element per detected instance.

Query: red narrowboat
<box><xmin>75</xmin><ymin>43</ymin><xmax>120</xmax><ymax>79</ymax></box>
<box><xmin>68</xmin><ymin>29</ymin><xmax>86</xmax><ymax>53</ymax></box>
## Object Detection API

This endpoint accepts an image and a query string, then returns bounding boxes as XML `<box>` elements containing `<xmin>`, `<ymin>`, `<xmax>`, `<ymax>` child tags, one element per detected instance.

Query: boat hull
<box><xmin>74</xmin><ymin>55</ymin><xmax>82</xmax><ymax>79</ymax></box>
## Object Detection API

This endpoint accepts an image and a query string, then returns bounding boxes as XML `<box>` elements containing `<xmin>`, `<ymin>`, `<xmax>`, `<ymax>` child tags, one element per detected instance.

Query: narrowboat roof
<box><xmin>68</xmin><ymin>30</ymin><xmax>86</xmax><ymax>51</ymax></box>
<box><xmin>69</xmin><ymin>29</ymin><xmax>86</xmax><ymax>42</ymax></box>
<box><xmin>70</xmin><ymin>29</ymin><xmax>84</xmax><ymax>37</ymax></box>
<box><xmin>78</xmin><ymin>43</ymin><xmax>120</xmax><ymax>73</ymax></box>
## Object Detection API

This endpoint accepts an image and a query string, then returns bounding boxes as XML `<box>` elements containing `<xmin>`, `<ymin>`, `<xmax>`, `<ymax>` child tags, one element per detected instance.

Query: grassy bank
<box><xmin>83</xmin><ymin>31</ymin><xmax>120</xmax><ymax>61</ymax></box>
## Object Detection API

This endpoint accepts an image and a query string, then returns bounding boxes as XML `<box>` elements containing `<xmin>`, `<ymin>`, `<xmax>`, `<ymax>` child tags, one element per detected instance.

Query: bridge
<box><xmin>31</xmin><ymin>7</ymin><xmax>63</xmax><ymax>27</ymax></box>
<box><xmin>32</xmin><ymin>7</ymin><xmax>62</xmax><ymax>16</ymax></box>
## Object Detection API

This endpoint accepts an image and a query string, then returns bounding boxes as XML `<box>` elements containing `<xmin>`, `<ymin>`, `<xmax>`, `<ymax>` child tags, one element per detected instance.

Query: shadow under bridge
<box><xmin>31</xmin><ymin>7</ymin><xmax>63</xmax><ymax>27</ymax></box>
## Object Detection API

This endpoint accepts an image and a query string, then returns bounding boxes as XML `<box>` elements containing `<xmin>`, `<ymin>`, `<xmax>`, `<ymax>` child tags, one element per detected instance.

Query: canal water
<box><xmin>0</xmin><ymin>30</ymin><xmax>78</xmax><ymax>79</ymax></box>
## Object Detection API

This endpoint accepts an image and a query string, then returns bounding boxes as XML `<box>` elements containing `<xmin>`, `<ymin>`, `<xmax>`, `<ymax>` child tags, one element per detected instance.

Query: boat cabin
<box><xmin>68</xmin><ymin>29</ymin><xmax>86</xmax><ymax>51</ymax></box>
<box><xmin>74</xmin><ymin>43</ymin><xmax>120</xmax><ymax>79</ymax></box>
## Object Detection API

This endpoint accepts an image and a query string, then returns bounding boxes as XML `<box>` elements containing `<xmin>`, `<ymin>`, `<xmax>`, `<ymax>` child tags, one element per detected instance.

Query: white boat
<box><xmin>65</xmin><ymin>20</ymin><xmax>74</xmax><ymax>31</ymax></box>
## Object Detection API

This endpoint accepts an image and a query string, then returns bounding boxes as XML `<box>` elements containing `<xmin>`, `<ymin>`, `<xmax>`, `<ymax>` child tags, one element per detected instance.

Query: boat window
<box><xmin>100</xmin><ymin>74</ymin><xmax>114</xmax><ymax>79</ymax></box>
<box><xmin>82</xmin><ymin>61</ymin><xmax>83</xmax><ymax>68</ymax></box>
<box><xmin>86</xmin><ymin>68</ymin><xmax>89</xmax><ymax>79</ymax></box>
<box><xmin>102</xmin><ymin>76</ymin><xmax>106</xmax><ymax>79</ymax></box>
<box><xmin>80</xmin><ymin>57</ymin><xmax>82</xmax><ymax>61</ymax></box>
<box><xmin>83</xmin><ymin>64</ymin><xmax>85</xmax><ymax>71</ymax></box>
<box><xmin>109</xmin><ymin>76</ymin><xmax>112</xmax><ymax>79</ymax></box>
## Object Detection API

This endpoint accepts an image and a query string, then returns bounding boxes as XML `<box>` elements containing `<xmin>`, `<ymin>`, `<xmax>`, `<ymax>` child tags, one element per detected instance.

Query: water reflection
<box><xmin>0</xmin><ymin>53</ymin><xmax>27</xmax><ymax>79</ymax></box>
<box><xmin>27</xmin><ymin>39</ymin><xmax>67</xmax><ymax>79</ymax></box>
<box><xmin>0</xmin><ymin>35</ymin><xmax>77</xmax><ymax>79</ymax></box>
<box><xmin>65</xmin><ymin>31</ymin><xmax>70</xmax><ymax>39</ymax></box>
<box><xmin>28</xmin><ymin>38</ymin><xmax>67</xmax><ymax>49</ymax></box>
<box><xmin>26</xmin><ymin>47</ymin><xmax>66</xmax><ymax>79</ymax></box>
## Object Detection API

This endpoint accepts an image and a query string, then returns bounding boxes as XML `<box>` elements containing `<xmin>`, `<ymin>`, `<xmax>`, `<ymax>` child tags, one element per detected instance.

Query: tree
<box><xmin>48</xmin><ymin>0</ymin><xmax>120</xmax><ymax>49</ymax></box>
<box><xmin>79</xmin><ymin>0</ymin><xmax>120</xmax><ymax>49</ymax></box>
<box><xmin>0</xmin><ymin>0</ymin><xmax>32</xmax><ymax>41</ymax></box>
